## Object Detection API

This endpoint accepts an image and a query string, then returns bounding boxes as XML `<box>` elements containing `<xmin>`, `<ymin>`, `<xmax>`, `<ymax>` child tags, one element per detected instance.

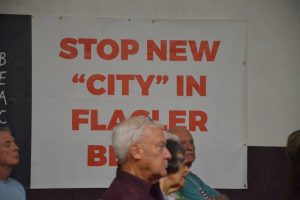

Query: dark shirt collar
<box><xmin>117</xmin><ymin>169</ymin><xmax>153</xmax><ymax>192</ymax></box>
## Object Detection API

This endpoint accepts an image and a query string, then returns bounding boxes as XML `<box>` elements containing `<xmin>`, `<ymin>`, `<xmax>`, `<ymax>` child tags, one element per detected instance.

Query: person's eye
<box><xmin>157</xmin><ymin>144</ymin><xmax>165</xmax><ymax>152</ymax></box>
<box><xmin>4</xmin><ymin>142</ymin><xmax>11</xmax><ymax>148</ymax></box>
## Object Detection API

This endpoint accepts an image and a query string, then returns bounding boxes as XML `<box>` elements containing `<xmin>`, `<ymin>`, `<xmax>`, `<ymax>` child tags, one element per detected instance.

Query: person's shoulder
<box><xmin>8</xmin><ymin>178</ymin><xmax>24</xmax><ymax>187</ymax></box>
<box><xmin>8</xmin><ymin>177</ymin><xmax>21</xmax><ymax>183</ymax></box>
<box><xmin>0</xmin><ymin>178</ymin><xmax>26</xmax><ymax>200</ymax></box>
<box><xmin>102</xmin><ymin>178</ymin><xmax>135</xmax><ymax>200</ymax></box>
<box><xmin>187</xmin><ymin>172</ymin><xmax>204</xmax><ymax>183</ymax></box>
<box><xmin>183</xmin><ymin>171</ymin><xmax>205</xmax><ymax>190</ymax></box>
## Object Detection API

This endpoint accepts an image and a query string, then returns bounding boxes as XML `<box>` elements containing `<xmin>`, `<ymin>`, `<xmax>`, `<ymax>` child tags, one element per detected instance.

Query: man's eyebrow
<box><xmin>157</xmin><ymin>141</ymin><xmax>166</xmax><ymax>145</ymax></box>
<box><xmin>0</xmin><ymin>141</ymin><xmax>11</xmax><ymax>146</ymax></box>
<box><xmin>4</xmin><ymin>140</ymin><xmax>12</xmax><ymax>144</ymax></box>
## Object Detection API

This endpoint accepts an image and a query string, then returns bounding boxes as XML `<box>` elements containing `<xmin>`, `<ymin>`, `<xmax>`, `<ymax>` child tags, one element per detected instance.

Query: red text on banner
<box><xmin>72</xmin><ymin>109</ymin><xmax>208</xmax><ymax>132</ymax></box>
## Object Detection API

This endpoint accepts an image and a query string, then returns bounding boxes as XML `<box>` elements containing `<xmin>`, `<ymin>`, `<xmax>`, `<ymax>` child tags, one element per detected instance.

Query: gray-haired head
<box><xmin>0</xmin><ymin>126</ymin><xmax>11</xmax><ymax>135</ymax></box>
<box><xmin>165</xmin><ymin>138</ymin><xmax>185</xmax><ymax>174</ymax></box>
<box><xmin>164</xmin><ymin>131</ymin><xmax>179</xmax><ymax>141</ymax></box>
<box><xmin>112</xmin><ymin>115</ymin><xmax>162</xmax><ymax>164</ymax></box>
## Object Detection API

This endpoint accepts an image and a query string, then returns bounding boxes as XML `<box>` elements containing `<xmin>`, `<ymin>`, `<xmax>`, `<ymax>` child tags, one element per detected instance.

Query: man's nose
<box><xmin>186</xmin><ymin>142</ymin><xmax>194</xmax><ymax>150</ymax></box>
<box><xmin>163</xmin><ymin>147</ymin><xmax>171</xmax><ymax>159</ymax></box>
<box><xmin>12</xmin><ymin>142</ymin><xmax>19</xmax><ymax>151</ymax></box>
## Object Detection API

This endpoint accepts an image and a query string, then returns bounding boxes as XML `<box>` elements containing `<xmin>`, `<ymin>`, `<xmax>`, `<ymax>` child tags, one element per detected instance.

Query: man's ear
<box><xmin>129</xmin><ymin>144</ymin><xmax>142</xmax><ymax>160</ymax></box>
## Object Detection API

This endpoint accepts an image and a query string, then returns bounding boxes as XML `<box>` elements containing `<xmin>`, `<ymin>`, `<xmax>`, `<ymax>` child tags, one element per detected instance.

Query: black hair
<box><xmin>286</xmin><ymin>130</ymin><xmax>300</xmax><ymax>200</ymax></box>
<box><xmin>166</xmin><ymin>139</ymin><xmax>185</xmax><ymax>174</ymax></box>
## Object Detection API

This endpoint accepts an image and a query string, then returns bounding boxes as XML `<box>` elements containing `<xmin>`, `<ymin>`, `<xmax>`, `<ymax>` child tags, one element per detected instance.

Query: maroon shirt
<box><xmin>102</xmin><ymin>170</ymin><xmax>164</xmax><ymax>200</ymax></box>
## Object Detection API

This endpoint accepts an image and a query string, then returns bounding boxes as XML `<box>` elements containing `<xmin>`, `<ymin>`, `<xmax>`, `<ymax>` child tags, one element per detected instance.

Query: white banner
<box><xmin>31</xmin><ymin>16</ymin><xmax>247</xmax><ymax>189</ymax></box>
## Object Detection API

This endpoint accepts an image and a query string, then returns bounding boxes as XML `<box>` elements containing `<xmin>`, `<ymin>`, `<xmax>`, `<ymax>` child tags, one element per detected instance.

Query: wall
<box><xmin>1</xmin><ymin>0</ymin><xmax>299</xmax><ymax>199</ymax></box>
<box><xmin>23</xmin><ymin>147</ymin><xmax>289</xmax><ymax>200</ymax></box>
<box><xmin>1</xmin><ymin>0</ymin><xmax>299</xmax><ymax>146</ymax></box>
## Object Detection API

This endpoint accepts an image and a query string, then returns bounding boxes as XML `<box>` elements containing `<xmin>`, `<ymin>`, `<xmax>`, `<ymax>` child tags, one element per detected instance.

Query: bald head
<box><xmin>168</xmin><ymin>127</ymin><xmax>196</xmax><ymax>167</ymax></box>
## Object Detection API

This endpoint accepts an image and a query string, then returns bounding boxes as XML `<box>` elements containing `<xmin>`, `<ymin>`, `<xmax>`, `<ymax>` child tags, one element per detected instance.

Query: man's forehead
<box><xmin>172</xmin><ymin>127</ymin><xmax>192</xmax><ymax>140</ymax></box>
<box><xmin>0</xmin><ymin>132</ymin><xmax>14</xmax><ymax>142</ymax></box>
<box><xmin>143</xmin><ymin>126</ymin><xmax>165</xmax><ymax>140</ymax></box>
<box><xmin>145</xmin><ymin>125</ymin><xmax>163</xmax><ymax>133</ymax></box>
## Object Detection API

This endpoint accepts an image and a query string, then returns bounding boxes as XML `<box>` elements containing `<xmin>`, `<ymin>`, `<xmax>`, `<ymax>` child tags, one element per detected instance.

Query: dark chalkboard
<box><xmin>0</xmin><ymin>14</ymin><xmax>32</xmax><ymax>188</ymax></box>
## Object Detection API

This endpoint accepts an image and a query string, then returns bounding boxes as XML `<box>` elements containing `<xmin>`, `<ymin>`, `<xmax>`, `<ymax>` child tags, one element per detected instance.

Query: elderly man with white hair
<box><xmin>0</xmin><ymin>126</ymin><xmax>26</xmax><ymax>200</ymax></box>
<box><xmin>102</xmin><ymin>115</ymin><xmax>171</xmax><ymax>200</ymax></box>
<box><xmin>168</xmin><ymin>127</ymin><xmax>229</xmax><ymax>200</ymax></box>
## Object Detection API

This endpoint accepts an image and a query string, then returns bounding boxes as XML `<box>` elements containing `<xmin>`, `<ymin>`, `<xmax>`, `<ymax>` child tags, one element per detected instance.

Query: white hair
<box><xmin>164</xmin><ymin>131</ymin><xmax>179</xmax><ymax>141</ymax></box>
<box><xmin>112</xmin><ymin>115</ymin><xmax>162</xmax><ymax>164</ymax></box>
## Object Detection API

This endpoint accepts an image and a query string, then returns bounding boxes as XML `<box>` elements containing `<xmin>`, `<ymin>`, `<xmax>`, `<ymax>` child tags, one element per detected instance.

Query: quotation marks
<box><xmin>72</xmin><ymin>74</ymin><xmax>169</xmax><ymax>85</ymax></box>
<box><xmin>72</xmin><ymin>74</ymin><xmax>85</xmax><ymax>83</ymax></box>
<box><xmin>156</xmin><ymin>75</ymin><xmax>168</xmax><ymax>84</ymax></box>
<box><xmin>72</xmin><ymin>74</ymin><xmax>170</xmax><ymax>96</ymax></box>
